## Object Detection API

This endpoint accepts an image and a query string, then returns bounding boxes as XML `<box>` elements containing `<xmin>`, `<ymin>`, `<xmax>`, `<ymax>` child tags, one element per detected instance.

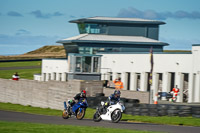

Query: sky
<box><xmin>0</xmin><ymin>0</ymin><xmax>200</xmax><ymax>55</ymax></box>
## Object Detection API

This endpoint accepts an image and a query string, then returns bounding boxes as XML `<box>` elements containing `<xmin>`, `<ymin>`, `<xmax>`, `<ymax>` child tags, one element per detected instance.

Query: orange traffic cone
<box><xmin>154</xmin><ymin>93</ymin><xmax>158</xmax><ymax>104</ymax></box>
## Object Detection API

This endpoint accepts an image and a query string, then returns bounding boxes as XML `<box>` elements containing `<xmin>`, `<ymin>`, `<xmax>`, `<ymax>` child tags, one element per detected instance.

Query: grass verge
<box><xmin>0</xmin><ymin>121</ymin><xmax>155</xmax><ymax>133</ymax></box>
<box><xmin>0</xmin><ymin>68</ymin><xmax>41</xmax><ymax>79</ymax></box>
<box><xmin>0</xmin><ymin>102</ymin><xmax>200</xmax><ymax>127</ymax></box>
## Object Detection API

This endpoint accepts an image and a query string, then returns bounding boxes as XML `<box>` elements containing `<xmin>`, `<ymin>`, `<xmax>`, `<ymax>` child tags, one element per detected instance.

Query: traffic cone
<box><xmin>154</xmin><ymin>93</ymin><xmax>158</xmax><ymax>104</ymax></box>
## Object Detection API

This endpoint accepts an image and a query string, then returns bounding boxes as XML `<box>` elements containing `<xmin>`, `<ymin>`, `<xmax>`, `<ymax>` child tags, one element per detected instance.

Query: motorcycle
<box><xmin>62</xmin><ymin>98</ymin><xmax>88</xmax><ymax>120</ymax></box>
<box><xmin>93</xmin><ymin>101</ymin><xmax>125</xmax><ymax>123</ymax></box>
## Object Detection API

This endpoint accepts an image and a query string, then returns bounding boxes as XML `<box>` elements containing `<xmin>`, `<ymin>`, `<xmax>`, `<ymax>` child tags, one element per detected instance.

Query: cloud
<box><xmin>15</xmin><ymin>29</ymin><xmax>31</xmax><ymax>36</ymax></box>
<box><xmin>30</xmin><ymin>10</ymin><xmax>64</xmax><ymax>19</ymax></box>
<box><xmin>117</xmin><ymin>7</ymin><xmax>200</xmax><ymax>20</ymax></box>
<box><xmin>7</xmin><ymin>11</ymin><xmax>23</xmax><ymax>17</ymax></box>
<box><xmin>53</xmin><ymin>12</ymin><xmax>64</xmax><ymax>16</ymax></box>
<box><xmin>69</xmin><ymin>15</ymin><xmax>76</xmax><ymax>18</ymax></box>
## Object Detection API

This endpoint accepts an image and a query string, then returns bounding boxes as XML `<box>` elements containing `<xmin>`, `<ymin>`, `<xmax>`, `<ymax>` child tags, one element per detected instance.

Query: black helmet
<box><xmin>114</xmin><ymin>90</ymin><xmax>121</xmax><ymax>95</ymax></box>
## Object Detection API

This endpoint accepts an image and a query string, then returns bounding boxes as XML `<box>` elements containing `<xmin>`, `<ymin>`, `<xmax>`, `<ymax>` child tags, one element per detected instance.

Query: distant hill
<box><xmin>0</xmin><ymin>45</ymin><xmax>66</xmax><ymax>60</ymax></box>
<box><xmin>0</xmin><ymin>45</ymin><xmax>192</xmax><ymax>60</ymax></box>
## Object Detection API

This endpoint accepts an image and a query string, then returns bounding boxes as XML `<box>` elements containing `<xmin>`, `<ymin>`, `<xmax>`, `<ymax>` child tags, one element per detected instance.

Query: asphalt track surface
<box><xmin>1</xmin><ymin>110</ymin><xmax>200</xmax><ymax>133</ymax></box>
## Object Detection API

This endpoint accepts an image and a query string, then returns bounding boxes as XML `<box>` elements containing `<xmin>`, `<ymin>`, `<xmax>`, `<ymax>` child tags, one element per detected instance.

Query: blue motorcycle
<box><xmin>62</xmin><ymin>98</ymin><xmax>88</xmax><ymax>120</ymax></box>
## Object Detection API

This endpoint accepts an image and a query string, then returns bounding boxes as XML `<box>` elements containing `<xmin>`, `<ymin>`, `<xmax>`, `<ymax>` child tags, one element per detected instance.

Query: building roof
<box><xmin>56</xmin><ymin>34</ymin><xmax>169</xmax><ymax>46</ymax></box>
<box><xmin>69</xmin><ymin>16</ymin><xmax>166</xmax><ymax>25</ymax></box>
<box><xmin>192</xmin><ymin>44</ymin><xmax>200</xmax><ymax>46</ymax></box>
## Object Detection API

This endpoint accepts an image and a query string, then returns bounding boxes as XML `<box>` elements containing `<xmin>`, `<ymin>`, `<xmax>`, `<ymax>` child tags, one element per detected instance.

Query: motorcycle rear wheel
<box><xmin>111</xmin><ymin>109</ymin><xmax>122</xmax><ymax>123</ymax></box>
<box><xmin>62</xmin><ymin>109</ymin><xmax>69</xmax><ymax>119</ymax></box>
<box><xmin>93</xmin><ymin>112</ymin><xmax>101</xmax><ymax>122</ymax></box>
<box><xmin>76</xmin><ymin>108</ymin><xmax>85</xmax><ymax>120</ymax></box>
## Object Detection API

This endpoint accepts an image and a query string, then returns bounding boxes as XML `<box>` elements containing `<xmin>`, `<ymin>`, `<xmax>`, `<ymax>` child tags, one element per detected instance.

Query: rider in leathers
<box><xmin>106</xmin><ymin>90</ymin><xmax>121</xmax><ymax>106</ymax></box>
<box><xmin>101</xmin><ymin>90</ymin><xmax>121</xmax><ymax>114</ymax></box>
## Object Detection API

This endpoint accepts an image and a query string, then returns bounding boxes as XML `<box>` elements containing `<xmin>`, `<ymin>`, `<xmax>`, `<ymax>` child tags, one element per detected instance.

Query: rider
<box><xmin>67</xmin><ymin>90</ymin><xmax>87</xmax><ymax>107</ymax></box>
<box><xmin>106</xmin><ymin>90</ymin><xmax>121</xmax><ymax>106</ymax></box>
<box><xmin>101</xmin><ymin>90</ymin><xmax>121</xmax><ymax>114</ymax></box>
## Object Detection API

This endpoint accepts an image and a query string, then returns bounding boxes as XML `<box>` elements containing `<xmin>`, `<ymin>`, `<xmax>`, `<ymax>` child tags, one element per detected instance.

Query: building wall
<box><xmin>42</xmin><ymin>58</ymin><xmax>68</xmax><ymax>73</ymax></box>
<box><xmin>40</xmin><ymin>46</ymin><xmax>200</xmax><ymax>103</ymax></box>
<box><xmin>99</xmin><ymin>46</ymin><xmax>200</xmax><ymax>103</ymax></box>
<box><xmin>42</xmin><ymin>58</ymin><xmax>68</xmax><ymax>81</ymax></box>
<box><xmin>100</xmin><ymin>53</ymin><xmax>193</xmax><ymax>73</ymax></box>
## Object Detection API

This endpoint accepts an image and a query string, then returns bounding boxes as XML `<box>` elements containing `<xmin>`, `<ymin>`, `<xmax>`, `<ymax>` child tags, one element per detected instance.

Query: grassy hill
<box><xmin>0</xmin><ymin>45</ymin><xmax>66</xmax><ymax>60</ymax></box>
<box><xmin>0</xmin><ymin>45</ymin><xmax>192</xmax><ymax>60</ymax></box>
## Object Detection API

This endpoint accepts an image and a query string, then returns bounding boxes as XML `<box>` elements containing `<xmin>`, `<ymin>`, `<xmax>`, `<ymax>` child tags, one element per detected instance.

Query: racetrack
<box><xmin>0</xmin><ymin>110</ymin><xmax>200</xmax><ymax>133</ymax></box>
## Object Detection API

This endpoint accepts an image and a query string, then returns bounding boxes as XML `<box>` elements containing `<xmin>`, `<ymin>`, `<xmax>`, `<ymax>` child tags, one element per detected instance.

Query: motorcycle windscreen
<box><xmin>72</xmin><ymin>103</ymin><xmax>81</xmax><ymax>112</ymax></box>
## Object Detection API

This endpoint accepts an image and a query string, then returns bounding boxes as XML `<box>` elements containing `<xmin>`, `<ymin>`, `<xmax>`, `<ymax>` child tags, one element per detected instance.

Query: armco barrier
<box><xmin>124</xmin><ymin>104</ymin><xmax>200</xmax><ymax>118</ymax></box>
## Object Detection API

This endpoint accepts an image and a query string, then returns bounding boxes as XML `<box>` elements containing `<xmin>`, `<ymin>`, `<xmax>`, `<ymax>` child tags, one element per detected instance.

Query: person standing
<box><xmin>113</xmin><ymin>77</ymin><xmax>123</xmax><ymax>90</ymax></box>
<box><xmin>12</xmin><ymin>72</ymin><xmax>20</xmax><ymax>81</ymax></box>
<box><xmin>171</xmin><ymin>85</ymin><xmax>179</xmax><ymax>102</ymax></box>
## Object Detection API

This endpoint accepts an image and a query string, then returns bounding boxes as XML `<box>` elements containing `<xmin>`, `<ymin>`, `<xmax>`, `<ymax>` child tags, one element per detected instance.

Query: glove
<box><xmin>105</xmin><ymin>102</ymin><xmax>108</xmax><ymax>106</ymax></box>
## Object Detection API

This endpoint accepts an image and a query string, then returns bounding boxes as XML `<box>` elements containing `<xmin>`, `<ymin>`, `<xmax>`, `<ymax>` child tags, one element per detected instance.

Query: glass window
<box><xmin>82</xmin><ymin>57</ymin><xmax>91</xmax><ymax>73</ymax></box>
<box><xmin>78</xmin><ymin>23</ymin><xmax>107</xmax><ymax>34</ymax></box>
<box><xmin>75</xmin><ymin>57</ymin><xmax>82</xmax><ymax>72</ymax></box>
<box><xmin>93</xmin><ymin>57</ymin><xmax>100</xmax><ymax>73</ymax></box>
<box><xmin>78</xmin><ymin>24</ymin><xmax>86</xmax><ymax>34</ymax></box>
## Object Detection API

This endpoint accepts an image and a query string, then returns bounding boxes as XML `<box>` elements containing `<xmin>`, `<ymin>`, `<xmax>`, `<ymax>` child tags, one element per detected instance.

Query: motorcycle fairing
<box><xmin>72</xmin><ymin>103</ymin><xmax>81</xmax><ymax>112</ymax></box>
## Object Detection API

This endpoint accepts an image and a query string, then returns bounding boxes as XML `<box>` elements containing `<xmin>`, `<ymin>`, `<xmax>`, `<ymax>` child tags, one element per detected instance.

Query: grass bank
<box><xmin>0</xmin><ymin>102</ymin><xmax>200</xmax><ymax>127</ymax></box>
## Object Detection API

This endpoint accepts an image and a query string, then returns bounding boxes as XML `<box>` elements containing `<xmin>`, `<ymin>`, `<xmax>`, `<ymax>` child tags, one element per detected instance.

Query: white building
<box><xmin>39</xmin><ymin>17</ymin><xmax>200</xmax><ymax>103</ymax></box>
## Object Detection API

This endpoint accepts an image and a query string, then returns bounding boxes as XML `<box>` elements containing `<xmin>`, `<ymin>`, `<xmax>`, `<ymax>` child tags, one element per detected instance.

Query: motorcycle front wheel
<box><xmin>93</xmin><ymin>112</ymin><xmax>101</xmax><ymax>122</ymax></box>
<box><xmin>111</xmin><ymin>109</ymin><xmax>122</xmax><ymax>123</ymax></box>
<box><xmin>62</xmin><ymin>109</ymin><xmax>69</xmax><ymax>119</ymax></box>
<box><xmin>76</xmin><ymin>108</ymin><xmax>85</xmax><ymax>120</ymax></box>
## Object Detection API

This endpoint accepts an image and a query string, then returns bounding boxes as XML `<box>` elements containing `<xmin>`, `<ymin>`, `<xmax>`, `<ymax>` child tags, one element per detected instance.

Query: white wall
<box><xmin>100</xmin><ymin>53</ymin><xmax>193</xmax><ymax>74</ymax></box>
<box><xmin>99</xmin><ymin>46</ymin><xmax>200</xmax><ymax>103</ymax></box>
<box><xmin>42</xmin><ymin>58</ymin><xmax>68</xmax><ymax>81</ymax></box>
<box><xmin>40</xmin><ymin>46</ymin><xmax>200</xmax><ymax>103</ymax></box>
<box><xmin>42</xmin><ymin>58</ymin><xmax>68</xmax><ymax>73</ymax></box>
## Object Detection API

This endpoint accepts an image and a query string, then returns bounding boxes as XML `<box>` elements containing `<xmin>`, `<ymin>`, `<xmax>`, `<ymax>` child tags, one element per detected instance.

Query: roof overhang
<box><xmin>56</xmin><ymin>34</ymin><xmax>169</xmax><ymax>46</ymax></box>
<box><xmin>69</xmin><ymin>16</ymin><xmax>166</xmax><ymax>25</ymax></box>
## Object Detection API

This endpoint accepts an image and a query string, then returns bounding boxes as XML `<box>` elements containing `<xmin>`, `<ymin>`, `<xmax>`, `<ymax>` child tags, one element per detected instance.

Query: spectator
<box><xmin>12</xmin><ymin>72</ymin><xmax>20</xmax><ymax>81</ymax></box>
<box><xmin>113</xmin><ymin>77</ymin><xmax>123</xmax><ymax>90</ymax></box>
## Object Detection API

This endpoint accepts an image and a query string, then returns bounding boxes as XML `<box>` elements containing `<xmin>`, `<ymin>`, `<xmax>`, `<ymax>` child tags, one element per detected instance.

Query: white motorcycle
<box><xmin>93</xmin><ymin>101</ymin><xmax>125</xmax><ymax>123</ymax></box>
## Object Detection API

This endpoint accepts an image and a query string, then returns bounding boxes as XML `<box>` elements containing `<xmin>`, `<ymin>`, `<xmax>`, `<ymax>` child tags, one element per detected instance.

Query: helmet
<box><xmin>81</xmin><ymin>90</ymin><xmax>86</xmax><ymax>95</ymax></box>
<box><xmin>114</xmin><ymin>90</ymin><xmax>121</xmax><ymax>95</ymax></box>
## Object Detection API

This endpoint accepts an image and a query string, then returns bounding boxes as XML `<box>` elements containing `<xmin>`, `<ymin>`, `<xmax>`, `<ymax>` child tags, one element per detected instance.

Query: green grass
<box><xmin>0</xmin><ymin>61</ymin><xmax>41</xmax><ymax>80</ymax></box>
<box><xmin>122</xmin><ymin>114</ymin><xmax>200</xmax><ymax>127</ymax></box>
<box><xmin>0</xmin><ymin>121</ymin><xmax>155</xmax><ymax>133</ymax></box>
<box><xmin>0</xmin><ymin>68</ymin><xmax>41</xmax><ymax>80</ymax></box>
<box><xmin>0</xmin><ymin>102</ymin><xmax>95</xmax><ymax>118</ymax></box>
<box><xmin>0</xmin><ymin>61</ymin><xmax>41</xmax><ymax>67</ymax></box>
<box><xmin>0</xmin><ymin>102</ymin><xmax>156</xmax><ymax>133</ymax></box>
<box><xmin>0</xmin><ymin>102</ymin><xmax>200</xmax><ymax>127</ymax></box>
